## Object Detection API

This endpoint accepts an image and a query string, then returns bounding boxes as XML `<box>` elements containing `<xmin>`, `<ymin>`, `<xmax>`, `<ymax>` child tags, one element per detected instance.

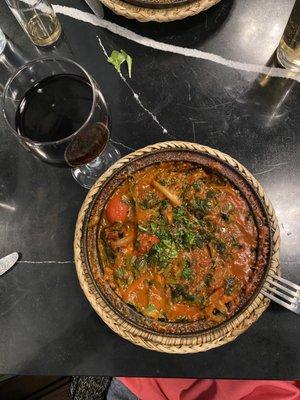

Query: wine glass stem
<box><xmin>71</xmin><ymin>140</ymin><xmax>121</xmax><ymax>189</ymax></box>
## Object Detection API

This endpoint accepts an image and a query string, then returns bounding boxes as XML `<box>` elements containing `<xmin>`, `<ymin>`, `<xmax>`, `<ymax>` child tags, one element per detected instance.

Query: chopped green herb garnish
<box><xmin>151</xmin><ymin>239</ymin><xmax>178</xmax><ymax>267</ymax></box>
<box><xmin>126</xmin><ymin>255</ymin><xmax>136</xmax><ymax>268</ymax></box>
<box><xmin>182</xmin><ymin>230</ymin><xmax>196</xmax><ymax>248</ymax></box>
<box><xmin>195</xmin><ymin>294</ymin><xmax>208</xmax><ymax>308</ymax></box>
<box><xmin>192</xmin><ymin>180</ymin><xmax>202</xmax><ymax>190</ymax></box>
<box><xmin>195</xmin><ymin>232</ymin><xmax>211</xmax><ymax>247</ymax></box>
<box><xmin>114</xmin><ymin>267</ymin><xmax>125</xmax><ymax>280</ymax></box>
<box><xmin>194</xmin><ymin>197</ymin><xmax>212</xmax><ymax>219</ymax></box>
<box><xmin>160</xmin><ymin>199</ymin><xmax>168</xmax><ymax>209</ymax></box>
<box><xmin>150</xmin><ymin>221</ymin><xmax>159</xmax><ymax>233</ymax></box>
<box><xmin>206</xmin><ymin>190</ymin><xmax>216</xmax><ymax>198</ymax></box>
<box><xmin>173</xmin><ymin>206</ymin><xmax>186</xmax><ymax>221</ymax></box>
<box><xmin>181</xmin><ymin>184</ymin><xmax>191</xmax><ymax>200</ymax></box>
<box><xmin>146</xmin><ymin>303</ymin><xmax>156</xmax><ymax>312</ymax></box>
<box><xmin>182</xmin><ymin>259</ymin><xmax>193</xmax><ymax>280</ymax></box>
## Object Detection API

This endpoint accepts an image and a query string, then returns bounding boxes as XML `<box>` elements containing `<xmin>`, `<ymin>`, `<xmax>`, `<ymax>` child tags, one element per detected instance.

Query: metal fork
<box><xmin>261</xmin><ymin>274</ymin><xmax>300</xmax><ymax>315</ymax></box>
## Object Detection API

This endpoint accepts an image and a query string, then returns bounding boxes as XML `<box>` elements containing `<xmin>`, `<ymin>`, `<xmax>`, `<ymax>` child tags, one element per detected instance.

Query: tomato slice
<box><xmin>138</xmin><ymin>233</ymin><xmax>159</xmax><ymax>254</ymax></box>
<box><xmin>106</xmin><ymin>194</ymin><xmax>129</xmax><ymax>223</ymax></box>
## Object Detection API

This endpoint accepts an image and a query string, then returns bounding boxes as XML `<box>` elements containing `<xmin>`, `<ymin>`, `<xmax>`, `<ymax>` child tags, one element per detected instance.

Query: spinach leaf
<box><xmin>221</xmin><ymin>203</ymin><xmax>234</xmax><ymax>222</ymax></box>
<box><xmin>224</xmin><ymin>276</ymin><xmax>236</xmax><ymax>295</ymax></box>
<box><xmin>170</xmin><ymin>284</ymin><xmax>195</xmax><ymax>302</ymax></box>
<box><xmin>221</xmin><ymin>212</ymin><xmax>230</xmax><ymax>222</ymax></box>
<box><xmin>204</xmin><ymin>273</ymin><xmax>213</xmax><ymax>286</ymax></box>
<box><xmin>214</xmin><ymin>239</ymin><xmax>226</xmax><ymax>255</ymax></box>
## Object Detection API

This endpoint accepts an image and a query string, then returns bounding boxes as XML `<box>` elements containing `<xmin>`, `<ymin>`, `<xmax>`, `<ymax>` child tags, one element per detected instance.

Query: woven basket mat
<box><xmin>74</xmin><ymin>141</ymin><xmax>280</xmax><ymax>354</ymax></box>
<box><xmin>100</xmin><ymin>0</ymin><xmax>221</xmax><ymax>22</ymax></box>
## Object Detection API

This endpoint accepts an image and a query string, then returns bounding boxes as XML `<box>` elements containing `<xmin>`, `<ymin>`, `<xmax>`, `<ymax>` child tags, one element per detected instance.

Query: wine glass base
<box><xmin>71</xmin><ymin>141</ymin><xmax>121</xmax><ymax>189</ymax></box>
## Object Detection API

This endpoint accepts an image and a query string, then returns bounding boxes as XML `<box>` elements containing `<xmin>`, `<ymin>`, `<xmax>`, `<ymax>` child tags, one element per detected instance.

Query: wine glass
<box><xmin>3</xmin><ymin>56</ymin><xmax>120</xmax><ymax>188</ymax></box>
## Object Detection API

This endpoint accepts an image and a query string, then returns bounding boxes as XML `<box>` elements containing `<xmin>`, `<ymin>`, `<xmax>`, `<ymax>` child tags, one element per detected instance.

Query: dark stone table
<box><xmin>0</xmin><ymin>0</ymin><xmax>299</xmax><ymax>379</ymax></box>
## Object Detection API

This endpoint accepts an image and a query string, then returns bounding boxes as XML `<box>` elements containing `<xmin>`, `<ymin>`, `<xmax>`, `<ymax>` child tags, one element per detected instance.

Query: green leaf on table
<box><xmin>121</xmin><ymin>50</ymin><xmax>133</xmax><ymax>78</ymax></box>
<box><xmin>107</xmin><ymin>49</ymin><xmax>133</xmax><ymax>78</ymax></box>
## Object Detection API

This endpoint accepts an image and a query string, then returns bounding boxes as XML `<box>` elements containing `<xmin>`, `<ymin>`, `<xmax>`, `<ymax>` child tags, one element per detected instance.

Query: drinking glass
<box><xmin>0</xmin><ymin>30</ymin><xmax>28</xmax><ymax>91</ymax></box>
<box><xmin>277</xmin><ymin>1</ymin><xmax>300</xmax><ymax>71</ymax></box>
<box><xmin>3</xmin><ymin>57</ymin><xmax>121</xmax><ymax>188</ymax></box>
<box><xmin>5</xmin><ymin>0</ymin><xmax>61</xmax><ymax>47</ymax></box>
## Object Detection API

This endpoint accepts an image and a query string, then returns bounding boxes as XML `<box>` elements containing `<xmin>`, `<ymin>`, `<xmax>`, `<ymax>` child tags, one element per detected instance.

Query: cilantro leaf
<box><xmin>152</xmin><ymin>239</ymin><xmax>178</xmax><ymax>266</ymax></box>
<box><xmin>192</xmin><ymin>180</ymin><xmax>202</xmax><ymax>190</ymax></box>
<box><xmin>107</xmin><ymin>49</ymin><xmax>133</xmax><ymax>78</ymax></box>
<box><xmin>182</xmin><ymin>259</ymin><xmax>193</xmax><ymax>280</ymax></box>
<box><xmin>173</xmin><ymin>206</ymin><xmax>186</xmax><ymax>221</ymax></box>
<box><xmin>121</xmin><ymin>50</ymin><xmax>132</xmax><ymax>78</ymax></box>
<box><xmin>107</xmin><ymin>50</ymin><xmax>126</xmax><ymax>73</ymax></box>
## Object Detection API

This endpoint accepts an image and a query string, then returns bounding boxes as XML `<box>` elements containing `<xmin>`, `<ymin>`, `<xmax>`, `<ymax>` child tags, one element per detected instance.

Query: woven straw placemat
<box><xmin>74</xmin><ymin>141</ymin><xmax>280</xmax><ymax>353</ymax></box>
<box><xmin>100</xmin><ymin>0</ymin><xmax>220</xmax><ymax>22</ymax></box>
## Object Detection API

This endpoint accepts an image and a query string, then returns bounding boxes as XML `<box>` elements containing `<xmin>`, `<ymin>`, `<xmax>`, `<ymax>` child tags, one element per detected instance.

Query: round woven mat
<box><xmin>74</xmin><ymin>141</ymin><xmax>280</xmax><ymax>353</ymax></box>
<box><xmin>100</xmin><ymin>0</ymin><xmax>220</xmax><ymax>22</ymax></box>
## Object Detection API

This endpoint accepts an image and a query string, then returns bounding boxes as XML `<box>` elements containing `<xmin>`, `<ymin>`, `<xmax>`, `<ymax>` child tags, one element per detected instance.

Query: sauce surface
<box><xmin>99</xmin><ymin>162</ymin><xmax>258</xmax><ymax>325</ymax></box>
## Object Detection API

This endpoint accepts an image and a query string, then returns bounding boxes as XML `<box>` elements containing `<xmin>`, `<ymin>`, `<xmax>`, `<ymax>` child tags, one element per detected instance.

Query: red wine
<box><xmin>15</xmin><ymin>74</ymin><xmax>109</xmax><ymax>167</ymax></box>
<box><xmin>16</xmin><ymin>73</ymin><xmax>93</xmax><ymax>142</ymax></box>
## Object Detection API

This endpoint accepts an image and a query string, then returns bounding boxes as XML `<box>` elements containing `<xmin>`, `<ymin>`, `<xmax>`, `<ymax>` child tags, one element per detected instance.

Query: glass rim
<box><xmin>3</xmin><ymin>56</ymin><xmax>102</xmax><ymax>147</ymax></box>
<box><xmin>5</xmin><ymin>0</ymin><xmax>46</xmax><ymax>12</ymax></box>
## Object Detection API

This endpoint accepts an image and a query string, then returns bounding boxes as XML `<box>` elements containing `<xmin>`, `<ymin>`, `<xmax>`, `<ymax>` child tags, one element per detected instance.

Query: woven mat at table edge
<box><xmin>100</xmin><ymin>0</ymin><xmax>221</xmax><ymax>22</ymax></box>
<box><xmin>74</xmin><ymin>141</ymin><xmax>280</xmax><ymax>354</ymax></box>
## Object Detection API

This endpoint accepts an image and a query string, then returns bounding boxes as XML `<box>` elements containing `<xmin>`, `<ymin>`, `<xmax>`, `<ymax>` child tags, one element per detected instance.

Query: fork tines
<box><xmin>262</xmin><ymin>274</ymin><xmax>300</xmax><ymax>314</ymax></box>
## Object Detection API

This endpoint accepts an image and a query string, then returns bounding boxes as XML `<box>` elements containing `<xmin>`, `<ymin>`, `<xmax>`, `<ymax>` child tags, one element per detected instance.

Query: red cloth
<box><xmin>119</xmin><ymin>378</ymin><xmax>300</xmax><ymax>400</ymax></box>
